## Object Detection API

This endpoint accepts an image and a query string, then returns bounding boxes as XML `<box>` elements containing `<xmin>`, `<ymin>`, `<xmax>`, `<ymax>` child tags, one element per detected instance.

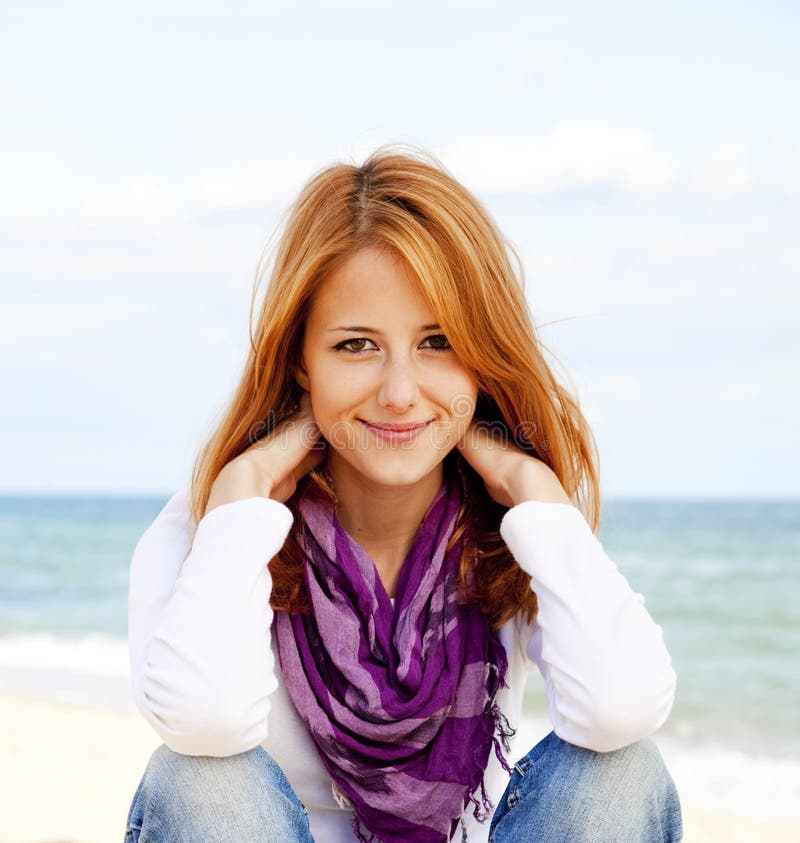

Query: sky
<box><xmin>1</xmin><ymin>0</ymin><xmax>797</xmax><ymax>498</ymax></box>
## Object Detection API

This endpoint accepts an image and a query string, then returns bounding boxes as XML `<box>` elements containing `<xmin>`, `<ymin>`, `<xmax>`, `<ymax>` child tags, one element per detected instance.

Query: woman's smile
<box><xmin>360</xmin><ymin>418</ymin><xmax>433</xmax><ymax>443</ymax></box>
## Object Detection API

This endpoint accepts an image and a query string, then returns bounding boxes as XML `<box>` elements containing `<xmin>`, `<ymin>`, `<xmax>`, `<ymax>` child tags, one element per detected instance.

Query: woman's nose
<box><xmin>377</xmin><ymin>360</ymin><xmax>420</xmax><ymax>411</ymax></box>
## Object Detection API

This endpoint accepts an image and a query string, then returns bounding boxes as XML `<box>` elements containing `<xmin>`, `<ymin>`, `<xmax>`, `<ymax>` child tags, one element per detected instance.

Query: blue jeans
<box><xmin>124</xmin><ymin>731</ymin><xmax>683</xmax><ymax>842</ymax></box>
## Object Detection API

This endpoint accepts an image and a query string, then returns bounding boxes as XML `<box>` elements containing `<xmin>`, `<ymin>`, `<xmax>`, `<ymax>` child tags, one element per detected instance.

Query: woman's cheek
<box><xmin>319</xmin><ymin>414</ymin><xmax>361</xmax><ymax>451</ymax></box>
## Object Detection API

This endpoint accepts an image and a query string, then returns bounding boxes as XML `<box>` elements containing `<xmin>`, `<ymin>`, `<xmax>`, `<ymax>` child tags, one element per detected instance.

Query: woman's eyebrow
<box><xmin>327</xmin><ymin>323</ymin><xmax>441</xmax><ymax>333</ymax></box>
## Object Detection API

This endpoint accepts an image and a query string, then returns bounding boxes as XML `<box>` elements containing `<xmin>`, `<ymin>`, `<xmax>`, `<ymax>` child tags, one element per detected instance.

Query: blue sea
<box><xmin>1</xmin><ymin>494</ymin><xmax>798</xmax><ymax>762</ymax></box>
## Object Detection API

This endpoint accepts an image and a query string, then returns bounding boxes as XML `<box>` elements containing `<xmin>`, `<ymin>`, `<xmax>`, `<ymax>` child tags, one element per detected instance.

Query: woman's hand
<box><xmin>455</xmin><ymin>419</ymin><xmax>571</xmax><ymax>508</ymax></box>
<box><xmin>207</xmin><ymin>392</ymin><xmax>327</xmax><ymax>511</ymax></box>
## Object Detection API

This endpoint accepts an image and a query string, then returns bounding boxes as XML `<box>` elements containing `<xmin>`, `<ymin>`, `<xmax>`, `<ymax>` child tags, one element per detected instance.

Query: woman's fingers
<box><xmin>237</xmin><ymin>392</ymin><xmax>326</xmax><ymax>503</ymax></box>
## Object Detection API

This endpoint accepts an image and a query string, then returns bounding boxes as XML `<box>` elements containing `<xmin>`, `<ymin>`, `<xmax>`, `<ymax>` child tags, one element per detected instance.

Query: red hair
<box><xmin>188</xmin><ymin>143</ymin><xmax>601</xmax><ymax>629</ymax></box>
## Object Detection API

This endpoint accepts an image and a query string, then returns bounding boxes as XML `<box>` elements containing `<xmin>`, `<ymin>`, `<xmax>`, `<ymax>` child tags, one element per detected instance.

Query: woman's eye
<box><xmin>334</xmin><ymin>337</ymin><xmax>376</xmax><ymax>353</ymax></box>
<box><xmin>422</xmin><ymin>334</ymin><xmax>451</xmax><ymax>350</ymax></box>
<box><xmin>333</xmin><ymin>335</ymin><xmax>451</xmax><ymax>353</ymax></box>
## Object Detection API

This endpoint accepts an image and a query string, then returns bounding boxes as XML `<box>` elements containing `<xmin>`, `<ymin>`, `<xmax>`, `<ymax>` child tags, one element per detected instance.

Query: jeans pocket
<box><xmin>488</xmin><ymin>757</ymin><xmax>530</xmax><ymax>841</ymax></box>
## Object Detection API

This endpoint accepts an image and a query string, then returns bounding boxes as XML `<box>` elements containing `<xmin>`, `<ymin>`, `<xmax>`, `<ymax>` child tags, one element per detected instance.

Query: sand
<box><xmin>1</xmin><ymin>692</ymin><xmax>798</xmax><ymax>843</ymax></box>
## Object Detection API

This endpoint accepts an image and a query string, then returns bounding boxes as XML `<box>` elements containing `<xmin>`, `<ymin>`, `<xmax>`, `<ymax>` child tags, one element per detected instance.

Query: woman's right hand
<box><xmin>206</xmin><ymin>392</ymin><xmax>326</xmax><ymax>511</ymax></box>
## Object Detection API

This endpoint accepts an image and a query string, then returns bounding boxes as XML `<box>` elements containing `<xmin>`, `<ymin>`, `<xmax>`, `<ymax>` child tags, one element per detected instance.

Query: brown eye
<box><xmin>334</xmin><ymin>338</ymin><xmax>376</xmax><ymax>353</ymax></box>
<box><xmin>422</xmin><ymin>334</ymin><xmax>451</xmax><ymax>350</ymax></box>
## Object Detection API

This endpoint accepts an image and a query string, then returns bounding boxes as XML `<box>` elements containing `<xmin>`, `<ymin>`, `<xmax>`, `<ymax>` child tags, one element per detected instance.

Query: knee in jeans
<box><xmin>128</xmin><ymin>743</ymin><xmax>311</xmax><ymax>840</ymax></box>
<box><xmin>140</xmin><ymin>743</ymin><xmax>293</xmax><ymax>810</ymax></box>
<box><xmin>489</xmin><ymin>735</ymin><xmax>682</xmax><ymax>843</ymax></box>
<box><xmin>151</xmin><ymin>741</ymin><xmax>280</xmax><ymax>773</ymax></box>
<box><xmin>612</xmin><ymin>737</ymin><xmax>673</xmax><ymax>787</ymax></box>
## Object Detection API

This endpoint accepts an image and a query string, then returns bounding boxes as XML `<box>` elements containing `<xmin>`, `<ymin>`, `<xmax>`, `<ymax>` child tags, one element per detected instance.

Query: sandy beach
<box><xmin>2</xmin><ymin>692</ymin><xmax>798</xmax><ymax>843</ymax></box>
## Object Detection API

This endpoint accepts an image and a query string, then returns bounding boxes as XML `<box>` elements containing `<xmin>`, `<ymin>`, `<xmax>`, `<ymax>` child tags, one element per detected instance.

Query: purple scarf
<box><xmin>272</xmin><ymin>465</ymin><xmax>512</xmax><ymax>843</ymax></box>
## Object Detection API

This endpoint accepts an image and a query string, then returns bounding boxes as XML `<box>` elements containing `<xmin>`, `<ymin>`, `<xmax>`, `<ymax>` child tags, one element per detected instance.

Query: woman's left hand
<box><xmin>455</xmin><ymin>419</ymin><xmax>572</xmax><ymax>508</ymax></box>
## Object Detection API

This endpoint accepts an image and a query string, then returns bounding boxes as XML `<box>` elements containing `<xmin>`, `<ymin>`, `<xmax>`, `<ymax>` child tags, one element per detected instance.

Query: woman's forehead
<box><xmin>308</xmin><ymin>249</ymin><xmax>434</xmax><ymax>325</ymax></box>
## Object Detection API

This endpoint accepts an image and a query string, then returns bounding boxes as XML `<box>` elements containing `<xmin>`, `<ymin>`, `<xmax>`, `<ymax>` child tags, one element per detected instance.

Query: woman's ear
<box><xmin>293</xmin><ymin>359</ymin><xmax>311</xmax><ymax>392</ymax></box>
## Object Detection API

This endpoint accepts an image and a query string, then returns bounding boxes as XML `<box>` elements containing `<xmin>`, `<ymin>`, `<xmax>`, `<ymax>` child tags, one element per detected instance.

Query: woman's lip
<box><xmin>360</xmin><ymin>420</ymin><xmax>432</xmax><ymax>442</ymax></box>
<box><xmin>362</xmin><ymin>420</ymin><xmax>431</xmax><ymax>431</ymax></box>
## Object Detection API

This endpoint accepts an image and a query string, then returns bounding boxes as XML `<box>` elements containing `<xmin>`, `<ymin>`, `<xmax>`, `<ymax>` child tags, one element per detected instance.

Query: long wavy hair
<box><xmin>188</xmin><ymin>142</ymin><xmax>601</xmax><ymax>630</ymax></box>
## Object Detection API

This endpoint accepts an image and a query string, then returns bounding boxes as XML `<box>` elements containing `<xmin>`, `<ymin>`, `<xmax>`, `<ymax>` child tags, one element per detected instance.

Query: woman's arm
<box><xmin>500</xmin><ymin>500</ymin><xmax>677</xmax><ymax>754</ymax></box>
<box><xmin>127</xmin><ymin>486</ymin><xmax>294</xmax><ymax>756</ymax></box>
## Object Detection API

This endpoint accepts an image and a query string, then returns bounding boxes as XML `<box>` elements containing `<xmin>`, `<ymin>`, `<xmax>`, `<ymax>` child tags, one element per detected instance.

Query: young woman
<box><xmin>125</xmin><ymin>145</ymin><xmax>683</xmax><ymax>842</ymax></box>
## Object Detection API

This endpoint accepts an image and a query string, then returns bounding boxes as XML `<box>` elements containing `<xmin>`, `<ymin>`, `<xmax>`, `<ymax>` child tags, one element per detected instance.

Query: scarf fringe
<box><xmin>467</xmin><ymin>775</ymin><xmax>493</xmax><ymax>824</ymax></box>
<box><xmin>331</xmin><ymin>778</ymin><xmax>353</xmax><ymax>810</ymax></box>
<box><xmin>352</xmin><ymin>814</ymin><xmax>378</xmax><ymax>843</ymax></box>
<box><xmin>490</xmin><ymin>703</ymin><xmax>516</xmax><ymax>774</ymax></box>
<box><xmin>464</xmin><ymin>684</ymin><xmax>518</xmax><ymax>830</ymax></box>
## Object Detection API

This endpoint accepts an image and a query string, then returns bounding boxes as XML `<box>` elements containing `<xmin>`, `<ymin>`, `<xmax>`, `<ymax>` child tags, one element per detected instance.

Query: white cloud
<box><xmin>579</xmin><ymin>372</ymin><xmax>645</xmax><ymax>425</ymax></box>
<box><xmin>0</xmin><ymin>293</ymin><xmax>147</xmax><ymax>338</ymax></box>
<box><xmin>578</xmin><ymin>369</ymin><xmax>799</xmax><ymax>433</ymax></box>
<box><xmin>200</xmin><ymin>160</ymin><xmax>315</xmax><ymax>213</ymax></box>
<box><xmin>598</xmin><ymin>372</ymin><xmax>643</xmax><ymax>394</ymax></box>
<box><xmin>692</xmin><ymin>137</ymin><xmax>756</xmax><ymax>198</ymax></box>
<box><xmin>0</xmin><ymin>213</ymin><xmax>175</xmax><ymax>246</ymax></box>
<box><xmin>0</xmin><ymin>293</ymin><xmax>149</xmax><ymax>368</ymax></box>
<box><xmin>81</xmin><ymin>181</ymin><xmax>175</xmax><ymax>225</ymax></box>
<box><xmin>440</xmin><ymin>123</ymin><xmax>679</xmax><ymax>196</ymax></box>
<box><xmin>484</xmin><ymin>40</ymin><xmax>562</xmax><ymax>75</ymax></box>
<box><xmin>0</xmin><ymin>85</ymin><xmax>49</xmax><ymax>109</ymax></box>
<box><xmin>492</xmin><ymin>73</ymin><xmax>527</xmax><ymax>94</ymax></box>
<box><xmin>637</xmin><ymin>230</ymin><xmax>730</xmax><ymax>263</ymax></box>
<box><xmin>523</xmin><ymin>250</ymin><xmax>585</xmax><ymax>275</ymax></box>
<box><xmin>2</xmin><ymin>222</ymin><xmax>267</xmax><ymax>291</ymax></box>
<box><xmin>190</xmin><ymin>324</ymin><xmax>232</xmax><ymax>346</ymax></box>
<box><xmin>0</xmin><ymin>291</ymin><xmax>246</xmax><ymax>371</ymax></box>
<box><xmin>781</xmin><ymin>249</ymin><xmax>800</xmax><ymax>272</ymax></box>
<box><xmin>590</xmin><ymin>369</ymin><xmax>800</xmax><ymax>408</ymax></box>
<box><xmin>23</xmin><ymin>247</ymin><xmax>225</xmax><ymax>283</ymax></box>
<box><xmin>656</xmin><ymin>370</ymin><xmax>800</xmax><ymax>404</ymax></box>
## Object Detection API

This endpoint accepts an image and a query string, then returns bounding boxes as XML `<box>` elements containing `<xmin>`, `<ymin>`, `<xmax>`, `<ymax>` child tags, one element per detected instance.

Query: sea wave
<box><xmin>0</xmin><ymin>632</ymin><xmax>133</xmax><ymax>711</ymax></box>
<box><xmin>0</xmin><ymin>632</ymin><xmax>129</xmax><ymax>676</ymax></box>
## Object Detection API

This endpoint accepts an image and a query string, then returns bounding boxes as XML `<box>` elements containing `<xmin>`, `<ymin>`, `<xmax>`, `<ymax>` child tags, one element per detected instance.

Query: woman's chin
<box><xmin>336</xmin><ymin>452</ymin><xmax>446</xmax><ymax>491</ymax></box>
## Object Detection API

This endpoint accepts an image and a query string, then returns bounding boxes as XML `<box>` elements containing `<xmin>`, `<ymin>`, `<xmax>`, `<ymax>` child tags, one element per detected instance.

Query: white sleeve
<box><xmin>127</xmin><ymin>486</ymin><xmax>294</xmax><ymax>757</ymax></box>
<box><xmin>500</xmin><ymin>500</ymin><xmax>677</xmax><ymax>754</ymax></box>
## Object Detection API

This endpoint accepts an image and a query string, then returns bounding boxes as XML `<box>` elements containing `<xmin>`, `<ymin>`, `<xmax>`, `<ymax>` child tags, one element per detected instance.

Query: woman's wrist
<box><xmin>505</xmin><ymin>460</ymin><xmax>572</xmax><ymax>507</ymax></box>
<box><xmin>206</xmin><ymin>458</ymin><xmax>274</xmax><ymax>513</ymax></box>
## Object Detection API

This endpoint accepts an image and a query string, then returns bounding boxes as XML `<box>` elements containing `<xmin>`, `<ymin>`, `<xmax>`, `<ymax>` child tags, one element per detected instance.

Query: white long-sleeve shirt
<box><xmin>128</xmin><ymin>488</ymin><xmax>677</xmax><ymax>843</ymax></box>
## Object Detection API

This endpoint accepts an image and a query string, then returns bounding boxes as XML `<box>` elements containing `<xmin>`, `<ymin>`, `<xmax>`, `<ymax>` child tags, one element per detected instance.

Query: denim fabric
<box><xmin>124</xmin><ymin>731</ymin><xmax>682</xmax><ymax>842</ymax></box>
<box><xmin>488</xmin><ymin>731</ymin><xmax>683</xmax><ymax>842</ymax></box>
<box><xmin>124</xmin><ymin>743</ymin><xmax>313</xmax><ymax>842</ymax></box>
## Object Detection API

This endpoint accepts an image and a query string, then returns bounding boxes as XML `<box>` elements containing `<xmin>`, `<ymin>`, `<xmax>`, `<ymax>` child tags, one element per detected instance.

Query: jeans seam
<box><xmin>126</xmin><ymin>778</ymin><xmax>145</xmax><ymax>833</ymax></box>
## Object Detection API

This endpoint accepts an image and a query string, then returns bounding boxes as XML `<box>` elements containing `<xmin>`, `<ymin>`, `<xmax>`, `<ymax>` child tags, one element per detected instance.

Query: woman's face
<box><xmin>295</xmin><ymin>245</ymin><xmax>478</xmax><ymax>491</ymax></box>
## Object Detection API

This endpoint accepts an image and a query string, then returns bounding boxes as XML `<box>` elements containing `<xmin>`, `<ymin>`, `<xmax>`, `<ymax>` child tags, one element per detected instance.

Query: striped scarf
<box><xmin>273</xmin><ymin>465</ymin><xmax>512</xmax><ymax>842</ymax></box>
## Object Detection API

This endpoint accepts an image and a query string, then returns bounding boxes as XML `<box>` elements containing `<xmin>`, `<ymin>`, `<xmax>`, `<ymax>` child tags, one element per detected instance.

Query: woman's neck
<box><xmin>327</xmin><ymin>457</ymin><xmax>445</xmax><ymax>594</ymax></box>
